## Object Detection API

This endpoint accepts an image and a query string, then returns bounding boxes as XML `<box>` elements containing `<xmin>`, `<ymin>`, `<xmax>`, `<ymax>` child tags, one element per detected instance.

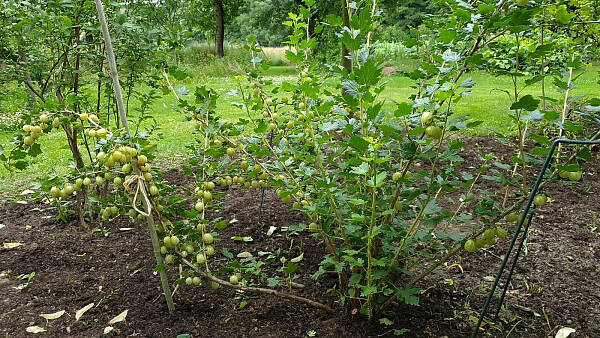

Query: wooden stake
<box><xmin>93</xmin><ymin>0</ymin><xmax>175</xmax><ymax>314</ymax></box>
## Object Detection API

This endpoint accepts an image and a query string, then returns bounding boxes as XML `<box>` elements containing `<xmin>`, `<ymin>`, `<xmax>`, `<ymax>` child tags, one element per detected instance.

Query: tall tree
<box><xmin>213</xmin><ymin>0</ymin><xmax>225</xmax><ymax>57</ymax></box>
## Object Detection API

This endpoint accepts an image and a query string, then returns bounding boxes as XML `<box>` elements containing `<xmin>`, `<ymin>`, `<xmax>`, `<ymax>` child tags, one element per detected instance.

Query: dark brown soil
<box><xmin>1</xmin><ymin>137</ymin><xmax>599</xmax><ymax>338</ymax></box>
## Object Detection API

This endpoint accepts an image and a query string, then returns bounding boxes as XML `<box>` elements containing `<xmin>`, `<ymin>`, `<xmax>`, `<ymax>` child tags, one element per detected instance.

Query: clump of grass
<box><xmin>0</xmin><ymin>85</ymin><xmax>27</xmax><ymax>130</ymax></box>
<box><xmin>178</xmin><ymin>43</ymin><xmax>292</xmax><ymax>76</ymax></box>
<box><xmin>261</xmin><ymin>47</ymin><xmax>292</xmax><ymax>66</ymax></box>
<box><xmin>178</xmin><ymin>42</ymin><xmax>250</xmax><ymax>77</ymax></box>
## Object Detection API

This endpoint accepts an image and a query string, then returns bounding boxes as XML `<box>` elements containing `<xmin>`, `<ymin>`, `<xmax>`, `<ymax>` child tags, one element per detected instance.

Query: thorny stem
<box><xmin>311</xmin><ymin>125</ymin><xmax>352</xmax><ymax>249</ymax></box>
<box><xmin>380</xmin><ymin>200</ymin><xmax>522</xmax><ymax>312</ymax></box>
<box><xmin>381</xmin><ymin>134</ymin><xmax>600</xmax><ymax>312</ymax></box>
<box><xmin>180</xmin><ymin>258</ymin><xmax>335</xmax><ymax>313</ymax></box>
<box><xmin>444</xmin><ymin>158</ymin><xmax>489</xmax><ymax>230</ymax></box>
<box><xmin>366</xmin><ymin>151</ymin><xmax>378</xmax><ymax>319</ymax></box>
<box><xmin>384</xmin><ymin>98</ymin><xmax>451</xmax><ymax>274</ymax></box>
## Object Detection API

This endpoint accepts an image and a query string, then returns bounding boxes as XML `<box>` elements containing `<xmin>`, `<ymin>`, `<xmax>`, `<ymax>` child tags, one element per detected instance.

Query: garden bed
<box><xmin>1</xmin><ymin>138</ymin><xmax>599</xmax><ymax>337</ymax></box>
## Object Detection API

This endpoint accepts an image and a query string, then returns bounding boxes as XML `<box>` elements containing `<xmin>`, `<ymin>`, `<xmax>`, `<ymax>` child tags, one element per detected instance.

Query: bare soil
<box><xmin>1</xmin><ymin>137</ymin><xmax>599</xmax><ymax>337</ymax></box>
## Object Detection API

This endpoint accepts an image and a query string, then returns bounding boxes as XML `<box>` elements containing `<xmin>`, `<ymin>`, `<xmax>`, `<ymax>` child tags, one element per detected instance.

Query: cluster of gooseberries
<box><xmin>22</xmin><ymin>113</ymin><xmax>57</xmax><ymax>148</ymax></box>
<box><xmin>48</xmin><ymin>139</ymin><xmax>163</xmax><ymax>222</ymax></box>
<box><xmin>159</xmin><ymin>227</ymin><xmax>235</xmax><ymax>290</ymax></box>
<box><xmin>420</xmin><ymin>111</ymin><xmax>443</xmax><ymax>140</ymax></box>
<box><xmin>78</xmin><ymin>113</ymin><xmax>108</xmax><ymax>138</ymax></box>
<box><xmin>464</xmin><ymin>227</ymin><xmax>508</xmax><ymax>253</ymax></box>
<box><xmin>559</xmin><ymin>170</ymin><xmax>582</xmax><ymax>182</ymax></box>
<box><xmin>466</xmin><ymin>194</ymin><xmax>550</xmax><ymax>252</ymax></box>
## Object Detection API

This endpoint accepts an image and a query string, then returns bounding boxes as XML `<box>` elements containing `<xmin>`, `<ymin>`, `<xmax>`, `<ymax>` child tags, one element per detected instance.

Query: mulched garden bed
<box><xmin>1</xmin><ymin>137</ymin><xmax>599</xmax><ymax>337</ymax></box>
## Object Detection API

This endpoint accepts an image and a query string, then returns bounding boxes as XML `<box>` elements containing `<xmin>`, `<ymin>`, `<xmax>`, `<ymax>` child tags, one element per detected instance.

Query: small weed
<box><xmin>586</xmin><ymin>214</ymin><xmax>598</xmax><ymax>232</ymax></box>
<box><xmin>14</xmin><ymin>271</ymin><xmax>35</xmax><ymax>290</ymax></box>
<box><xmin>93</xmin><ymin>226</ymin><xmax>111</xmax><ymax>237</ymax></box>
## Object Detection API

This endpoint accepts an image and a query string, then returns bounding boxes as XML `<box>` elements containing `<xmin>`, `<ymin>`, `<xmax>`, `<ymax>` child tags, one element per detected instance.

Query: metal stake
<box><xmin>472</xmin><ymin>138</ymin><xmax>600</xmax><ymax>337</ymax></box>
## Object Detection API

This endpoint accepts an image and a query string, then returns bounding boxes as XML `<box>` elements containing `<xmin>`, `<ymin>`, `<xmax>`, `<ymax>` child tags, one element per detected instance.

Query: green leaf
<box><xmin>214</xmin><ymin>219</ymin><xmax>228</xmax><ymax>230</ymax></box>
<box><xmin>221</xmin><ymin>248</ymin><xmax>234</xmax><ymax>259</ymax></box>
<box><xmin>423</xmin><ymin>200</ymin><xmax>442</xmax><ymax>215</ymax></box>
<box><xmin>524</xmin><ymin>75</ymin><xmax>544</xmax><ymax>87</ymax></box>
<box><xmin>350</xmin><ymin>162</ymin><xmax>369</xmax><ymax>175</ymax></box>
<box><xmin>154</xmin><ymin>264</ymin><xmax>165</xmax><ymax>273</ymax></box>
<box><xmin>563</xmin><ymin>121</ymin><xmax>583</xmax><ymax>134</ymax></box>
<box><xmin>349</xmin><ymin>198</ymin><xmax>367</xmax><ymax>206</ymax></box>
<box><xmin>394</xmin><ymin>102</ymin><xmax>412</xmax><ymax>117</ymax></box>
<box><xmin>348</xmin><ymin>273</ymin><xmax>363</xmax><ymax>286</ymax></box>
<box><xmin>285</xmin><ymin>50</ymin><xmax>302</xmax><ymax>63</ymax></box>
<box><xmin>543</xmin><ymin>110</ymin><xmax>560</xmax><ymax>121</ymax></box>
<box><xmin>396</xmin><ymin>287</ymin><xmax>421</xmax><ymax>306</ymax></box>
<box><xmin>27</xmin><ymin>143</ymin><xmax>42</xmax><ymax>157</ymax></box>
<box><xmin>349</xmin><ymin>136</ymin><xmax>369</xmax><ymax>152</ymax></box>
<box><xmin>454</xmin><ymin>8</ymin><xmax>471</xmax><ymax>22</ymax></box>
<box><xmin>478</xmin><ymin>4</ymin><xmax>495</xmax><ymax>15</ymax></box>
<box><xmin>438</xmin><ymin>29</ymin><xmax>456</xmax><ymax>44</ymax></box>
<box><xmin>283</xmin><ymin>262</ymin><xmax>298</xmax><ymax>275</ymax></box>
<box><xmin>403</xmin><ymin>37</ymin><xmax>417</xmax><ymax>48</ymax></box>
<box><xmin>325</xmin><ymin>14</ymin><xmax>342</xmax><ymax>26</ymax></box>
<box><xmin>360</xmin><ymin>285</ymin><xmax>377</xmax><ymax>297</ymax></box>
<box><xmin>299</xmin><ymin>6</ymin><xmax>311</xmax><ymax>18</ymax></box>
<box><xmin>510</xmin><ymin>95</ymin><xmax>539</xmax><ymax>111</ymax></box>
<box><xmin>268</xmin><ymin>278</ymin><xmax>281</xmax><ymax>287</ymax></box>
<box><xmin>555</xmin><ymin>5</ymin><xmax>574</xmax><ymax>25</ymax></box>
<box><xmin>170</xmin><ymin>69</ymin><xmax>188</xmax><ymax>81</ymax></box>
<box><xmin>232</xmin><ymin>236</ymin><xmax>253</xmax><ymax>242</ymax></box>
<box><xmin>379</xmin><ymin>318</ymin><xmax>393</xmax><ymax>326</ymax></box>
<box><xmin>340</xmin><ymin>29</ymin><xmax>362</xmax><ymax>51</ymax></box>
<box><xmin>350</xmin><ymin>213</ymin><xmax>366</xmax><ymax>222</ymax></box>
<box><xmin>355</xmin><ymin>59</ymin><xmax>381</xmax><ymax>86</ymax></box>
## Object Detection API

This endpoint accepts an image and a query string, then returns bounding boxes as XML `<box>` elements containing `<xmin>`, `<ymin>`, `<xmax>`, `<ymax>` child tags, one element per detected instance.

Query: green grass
<box><xmin>382</xmin><ymin>66</ymin><xmax>600</xmax><ymax>135</ymax></box>
<box><xmin>1</xmin><ymin>63</ymin><xmax>598</xmax><ymax>197</ymax></box>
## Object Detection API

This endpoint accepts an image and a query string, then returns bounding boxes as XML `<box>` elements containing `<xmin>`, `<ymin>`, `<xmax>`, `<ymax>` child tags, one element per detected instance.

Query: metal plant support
<box><xmin>472</xmin><ymin>138</ymin><xmax>600</xmax><ymax>337</ymax></box>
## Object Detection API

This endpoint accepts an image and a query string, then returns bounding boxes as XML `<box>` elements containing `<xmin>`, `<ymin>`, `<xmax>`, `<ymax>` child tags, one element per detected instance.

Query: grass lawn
<box><xmin>0</xmin><ymin>64</ymin><xmax>598</xmax><ymax>197</ymax></box>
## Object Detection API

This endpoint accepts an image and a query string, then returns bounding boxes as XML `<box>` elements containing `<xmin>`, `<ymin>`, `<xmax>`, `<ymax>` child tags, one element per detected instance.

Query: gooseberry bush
<box><xmin>0</xmin><ymin>0</ymin><xmax>170</xmax><ymax>227</ymax></box>
<box><xmin>151</xmin><ymin>0</ymin><xmax>600</xmax><ymax>318</ymax></box>
<box><xmin>2</xmin><ymin>0</ymin><xmax>599</xmax><ymax>323</ymax></box>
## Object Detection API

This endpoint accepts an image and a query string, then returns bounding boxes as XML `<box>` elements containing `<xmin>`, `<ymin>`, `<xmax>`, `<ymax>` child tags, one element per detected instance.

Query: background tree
<box><xmin>229</xmin><ymin>0</ymin><xmax>296</xmax><ymax>46</ymax></box>
<box><xmin>213</xmin><ymin>0</ymin><xmax>225</xmax><ymax>57</ymax></box>
<box><xmin>378</xmin><ymin>0</ymin><xmax>441</xmax><ymax>41</ymax></box>
<box><xmin>184</xmin><ymin>0</ymin><xmax>242</xmax><ymax>57</ymax></box>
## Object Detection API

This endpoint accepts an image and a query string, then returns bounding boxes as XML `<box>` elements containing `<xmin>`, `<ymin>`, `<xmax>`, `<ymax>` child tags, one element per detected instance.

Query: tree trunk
<box><xmin>213</xmin><ymin>0</ymin><xmax>225</xmax><ymax>58</ymax></box>
<box><xmin>341</xmin><ymin>0</ymin><xmax>352</xmax><ymax>75</ymax></box>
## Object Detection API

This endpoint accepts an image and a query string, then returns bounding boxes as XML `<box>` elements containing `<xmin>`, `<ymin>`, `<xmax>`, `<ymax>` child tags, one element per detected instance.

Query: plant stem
<box><xmin>366</xmin><ymin>153</ymin><xmax>378</xmax><ymax>320</ymax></box>
<box><xmin>180</xmin><ymin>258</ymin><xmax>335</xmax><ymax>313</ymax></box>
